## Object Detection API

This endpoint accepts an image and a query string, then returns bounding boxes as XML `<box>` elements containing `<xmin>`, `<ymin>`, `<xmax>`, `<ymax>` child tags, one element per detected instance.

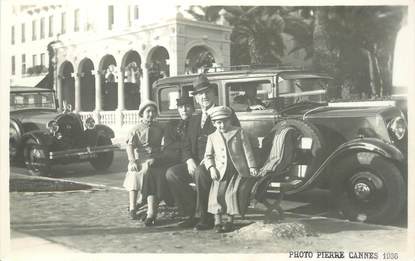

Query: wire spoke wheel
<box><xmin>23</xmin><ymin>139</ymin><xmax>50</xmax><ymax>176</ymax></box>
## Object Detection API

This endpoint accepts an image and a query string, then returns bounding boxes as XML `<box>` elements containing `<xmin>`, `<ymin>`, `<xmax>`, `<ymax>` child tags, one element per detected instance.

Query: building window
<box><xmin>40</xmin><ymin>17</ymin><xmax>45</xmax><ymax>39</ymax></box>
<box><xmin>21</xmin><ymin>23</ymin><xmax>25</xmax><ymax>43</ymax></box>
<box><xmin>134</xmin><ymin>5</ymin><xmax>139</xmax><ymax>20</ymax></box>
<box><xmin>127</xmin><ymin>6</ymin><xmax>131</xmax><ymax>26</ymax></box>
<box><xmin>12</xmin><ymin>56</ymin><xmax>16</xmax><ymax>75</ymax></box>
<box><xmin>48</xmin><ymin>15</ymin><xmax>53</xmax><ymax>37</ymax></box>
<box><xmin>32</xmin><ymin>54</ymin><xmax>37</xmax><ymax>67</ymax></box>
<box><xmin>32</xmin><ymin>20</ymin><xmax>37</xmax><ymax>40</ymax></box>
<box><xmin>22</xmin><ymin>54</ymin><xmax>26</xmax><ymax>74</ymax></box>
<box><xmin>12</xmin><ymin>26</ymin><xmax>15</xmax><ymax>45</ymax></box>
<box><xmin>61</xmin><ymin>12</ymin><xmax>66</xmax><ymax>34</ymax></box>
<box><xmin>74</xmin><ymin>9</ymin><xmax>80</xmax><ymax>32</ymax></box>
<box><xmin>40</xmin><ymin>53</ymin><xmax>45</xmax><ymax>67</ymax></box>
<box><xmin>108</xmin><ymin>5</ymin><xmax>114</xmax><ymax>30</ymax></box>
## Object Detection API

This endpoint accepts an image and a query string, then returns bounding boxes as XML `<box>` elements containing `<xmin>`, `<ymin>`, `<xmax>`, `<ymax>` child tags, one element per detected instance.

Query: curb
<box><xmin>10</xmin><ymin>230</ymin><xmax>83</xmax><ymax>255</ymax></box>
<box><xmin>11</xmin><ymin>173</ymin><xmax>126</xmax><ymax>194</ymax></box>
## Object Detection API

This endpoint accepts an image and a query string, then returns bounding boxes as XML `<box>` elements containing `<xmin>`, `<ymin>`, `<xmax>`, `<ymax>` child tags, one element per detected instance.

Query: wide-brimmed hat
<box><xmin>138</xmin><ymin>100</ymin><xmax>158</xmax><ymax>117</ymax></box>
<box><xmin>176</xmin><ymin>96</ymin><xmax>194</xmax><ymax>107</ymax></box>
<box><xmin>191</xmin><ymin>73</ymin><xmax>213</xmax><ymax>95</ymax></box>
<box><xmin>209</xmin><ymin>106</ymin><xmax>233</xmax><ymax>121</ymax></box>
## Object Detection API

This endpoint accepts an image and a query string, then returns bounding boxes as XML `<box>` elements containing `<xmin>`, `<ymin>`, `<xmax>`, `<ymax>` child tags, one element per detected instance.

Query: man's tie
<box><xmin>200</xmin><ymin>111</ymin><xmax>208</xmax><ymax>128</ymax></box>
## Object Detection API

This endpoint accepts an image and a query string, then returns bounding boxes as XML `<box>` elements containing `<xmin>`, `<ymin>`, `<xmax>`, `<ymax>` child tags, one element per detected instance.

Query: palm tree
<box><xmin>186</xmin><ymin>5</ymin><xmax>405</xmax><ymax>97</ymax></box>
<box><xmin>186</xmin><ymin>6</ymin><xmax>224</xmax><ymax>22</ymax></box>
<box><xmin>223</xmin><ymin>6</ymin><xmax>287</xmax><ymax>65</ymax></box>
<box><xmin>187</xmin><ymin>6</ymin><xmax>289</xmax><ymax>65</ymax></box>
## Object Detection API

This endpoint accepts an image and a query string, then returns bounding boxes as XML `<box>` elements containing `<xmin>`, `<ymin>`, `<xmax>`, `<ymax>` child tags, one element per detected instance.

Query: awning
<box><xmin>10</xmin><ymin>74</ymin><xmax>51</xmax><ymax>88</ymax></box>
<box><xmin>35</xmin><ymin>74</ymin><xmax>52</xmax><ymax>89</ymax></box>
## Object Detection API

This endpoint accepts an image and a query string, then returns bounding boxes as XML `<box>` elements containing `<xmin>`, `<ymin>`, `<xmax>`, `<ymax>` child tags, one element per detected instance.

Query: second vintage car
<box><xmin>10</xmin><ymin>86</ymin><xmax>120</xmax><ymax>176</ymax></box>
<box><xmin>151</xmin><ymin>66</ymin><xmax>407</xmax><ymax>225</ymax></box>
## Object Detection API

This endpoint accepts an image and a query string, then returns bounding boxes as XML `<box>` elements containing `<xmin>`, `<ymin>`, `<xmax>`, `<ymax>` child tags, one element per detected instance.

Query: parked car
<box><xmin>152</xmin><ymin>67</ymin><xmax>407</xmax><ymax>224</ymax></box>
<box><xmin>10</xmin><ymin>86</ymin><xmax>120</xmax><ymax>176</ymax></box>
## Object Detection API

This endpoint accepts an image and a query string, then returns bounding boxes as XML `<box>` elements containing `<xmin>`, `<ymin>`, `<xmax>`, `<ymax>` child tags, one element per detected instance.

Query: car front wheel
<box><xmin>330</xmin><ymin>153</ymin><xmax>405</xmax><ymax>224</ymax></box>
<box><xmin>89</xmin><ymin>136</ymin><xmax>114</xmax><ymax>171</ymax></box>
<box><xmin>23</xmin><ymin>138</ymin><xmax>51</xmax><ymax>176</ymax></box>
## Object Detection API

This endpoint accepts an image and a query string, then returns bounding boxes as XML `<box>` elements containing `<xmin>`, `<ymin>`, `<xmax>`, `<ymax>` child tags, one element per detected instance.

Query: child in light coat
<box><xmin>204</xmin><ymin>106</ymin><xmax>259</xmax><ymax>233</ymax></box>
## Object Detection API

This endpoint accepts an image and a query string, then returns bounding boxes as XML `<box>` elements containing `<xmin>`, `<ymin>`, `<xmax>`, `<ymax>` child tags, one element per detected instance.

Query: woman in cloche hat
<box><xmin>123</xmin><ymin>100</ymin><xmax>171</xmax><ymax>226</ymax></box>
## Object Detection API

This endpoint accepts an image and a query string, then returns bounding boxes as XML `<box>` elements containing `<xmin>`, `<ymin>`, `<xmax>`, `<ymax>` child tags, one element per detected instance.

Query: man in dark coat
<box><xmin>162</xmin><ymin>96</ymin><xmax>195</xmax><ymax>166</ymax></box>
<box><xmin>166</xmin><ymin>73</ymin><xmax>240</xmax><ymax>230</ymax></box>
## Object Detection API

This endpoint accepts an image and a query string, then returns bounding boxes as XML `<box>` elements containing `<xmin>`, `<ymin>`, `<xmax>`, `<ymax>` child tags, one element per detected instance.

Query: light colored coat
<box><xmin>204</xmin><ymin>126</ymin><xmax>257</xmax><ymax>180</ymax></box>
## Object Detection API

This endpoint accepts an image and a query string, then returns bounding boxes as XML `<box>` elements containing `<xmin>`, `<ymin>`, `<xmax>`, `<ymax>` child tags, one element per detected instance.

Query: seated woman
<box><xmin>123</xmin><ymin>100</ymin><xmax>173</xmax><ymax>226</ymax></box>
<box><xmin>234</xmin><ymin>87</ymin><xmax>266</xmax><ymax>111</ymax></box>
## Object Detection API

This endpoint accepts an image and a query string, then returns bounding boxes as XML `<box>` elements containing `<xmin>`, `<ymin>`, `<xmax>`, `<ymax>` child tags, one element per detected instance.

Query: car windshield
<box><xmin>277</xmin><ymin>77</ymin><xmax>334</xmax><ymax>108</ymax></box>
<box><xmin>10</xmin><ymin>91</ymin><xmax>56</xmax><ymax>111</ymax></box>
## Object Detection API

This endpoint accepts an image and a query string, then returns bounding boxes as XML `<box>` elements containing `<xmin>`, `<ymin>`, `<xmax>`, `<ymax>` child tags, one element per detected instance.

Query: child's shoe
<box><xmin>128</xmin><ymin>208</ymin><xmax>138</xmax><ymax>220</ymax></box>
<box><xmin>214</xmin><ymin>224</ymin><xmax>224</xmax><ymax>233</ymax></box>
<box><xmin>144</xmin><ymin>216</ymin><xmax>156</xmax><ymax>226</ymax></box>
<box><xmin>222</xmin><ymin>222</ymin><xmax>234</xmax><ymax>233</ymax></box>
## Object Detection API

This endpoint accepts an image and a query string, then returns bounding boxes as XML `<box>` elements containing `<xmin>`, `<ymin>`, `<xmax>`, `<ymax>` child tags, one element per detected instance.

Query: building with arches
<box><xmin>10</xmin><ymin>3</ymin><xmax>231</xmax><ymax>136</ymax></box>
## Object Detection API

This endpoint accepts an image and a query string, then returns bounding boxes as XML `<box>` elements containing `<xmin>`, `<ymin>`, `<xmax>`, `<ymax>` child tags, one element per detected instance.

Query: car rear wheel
<box><xmin>330</xmin><ymin>153</ymin><xmax>404</xmax><ymax>224</ymax></box>
<box><xmin>89</xmin><ymin>136</ymin><xmax>114</xmax><ymax>171</ymax></box>
<box><xmin>23</xmin><ymin>138</ymin><xmax>51</xmax><ymax>176</ymax></box>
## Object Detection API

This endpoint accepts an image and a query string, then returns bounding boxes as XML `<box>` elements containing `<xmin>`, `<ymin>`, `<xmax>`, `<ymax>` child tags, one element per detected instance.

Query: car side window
<box><xmin>277</xmin><ymin>78</ymin><xmax>329</xmax><ymax>108</ymax></box>
<box><xmin>226</xmin><ymin>80</ymin><xmax>273</xmax><ymax>112</ymax></box>
<box><xmin>158</xmin><ymin>86</ymin><xmax>180</xmax><ymax>113</ymax></box>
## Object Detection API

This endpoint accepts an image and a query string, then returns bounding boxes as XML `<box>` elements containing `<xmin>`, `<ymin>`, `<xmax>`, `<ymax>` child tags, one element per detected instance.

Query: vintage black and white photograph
<box><xmin>0</xmin><ymin>0</ymin><xmax>413</xmax><ymax>259</ymax></box>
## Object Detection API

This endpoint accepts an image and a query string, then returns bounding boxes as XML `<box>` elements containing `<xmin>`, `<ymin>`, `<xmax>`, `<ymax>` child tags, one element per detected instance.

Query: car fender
<box><xmin>287</xmin><ymin>137</ymin><xmax>405</xmax><ymax>195</ymax></box>
<box><xmin>10</xmin><ymin>119</ymin><xmax>24</xmax><ymax>143</ymax></box>
<box><xmin>87</xmin><ymin>124</ymin><xmax>115</xmax><ymax>139</ymax></box>
<box><xmin>21</xmin><ymin>130</ymin><xmax>55</xmax><ymax>148</ymax></box>
<box><xmin>328</xmin><ymin>137</ymin><xmax>405</xmax><ymax>163</ymax></box>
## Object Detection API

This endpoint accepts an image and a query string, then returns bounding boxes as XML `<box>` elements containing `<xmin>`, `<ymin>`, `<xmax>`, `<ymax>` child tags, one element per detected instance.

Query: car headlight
<box><xmin>47</xmin><ymin>120</ymin><xmax>59</xmax><ymax>133</ymax></box>
<box><xmin>85</xmin><ymin>117</ymin><xmax>96</xmax><ymax>130</ymax></box>
<box><xmin>388</xmin><ymin>116</ymin><xmax>406</xmax><ymax>140</ymax></box>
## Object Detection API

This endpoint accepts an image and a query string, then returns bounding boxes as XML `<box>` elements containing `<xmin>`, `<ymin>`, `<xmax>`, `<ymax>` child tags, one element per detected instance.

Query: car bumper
<box><xmin>49</xmin><ymin>144</ymin><xmax>121</xmax><ymax>160</ymax></box>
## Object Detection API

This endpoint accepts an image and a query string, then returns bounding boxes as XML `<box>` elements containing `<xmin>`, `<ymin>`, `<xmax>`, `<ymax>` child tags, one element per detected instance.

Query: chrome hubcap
<box><xmin>349</xmin><ymin>171</ymin><xmax>384</xmax><ymax>203</ymax></box>
<box><xmin>353</xmin><ymin>182</ymin><xmax>371</xmax><ymax>199</ymax></box>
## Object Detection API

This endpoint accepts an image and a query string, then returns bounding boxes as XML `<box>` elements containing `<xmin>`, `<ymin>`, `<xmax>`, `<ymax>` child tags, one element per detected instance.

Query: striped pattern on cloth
<box><xmin>258</xmin><ymin>127</ymin><xmax>296</xmax><ymax>177</ymax></box>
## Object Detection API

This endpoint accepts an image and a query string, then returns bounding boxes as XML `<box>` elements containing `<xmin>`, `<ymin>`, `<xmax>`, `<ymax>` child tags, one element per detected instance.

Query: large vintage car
<box><xmin>10</xmin><ymin>86</ymin><xmax>120</xmax><ymax>176</ymax></box>
<box><xmin>152</xmin><ymin>66</ymin><xmax>407</xmax><ymax>224</ymax></box>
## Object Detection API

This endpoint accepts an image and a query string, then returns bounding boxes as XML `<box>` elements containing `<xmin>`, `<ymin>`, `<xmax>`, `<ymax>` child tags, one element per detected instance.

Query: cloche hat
<box><xmin>138</xmin><ymin>100</ymin><xmax>158</xmax><ymax>117</ymax></box>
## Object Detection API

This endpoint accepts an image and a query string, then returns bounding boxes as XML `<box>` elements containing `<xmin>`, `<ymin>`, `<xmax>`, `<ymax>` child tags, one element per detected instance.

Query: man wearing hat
<box><xmin>166</xmin><ymin>73</ymin><xmax>240</xmax><ymax>230</ymax></box>
<box><xmin>162</xmin><ymin>96</ymin><xmax>195</xmax><ymax>165</ymax></box>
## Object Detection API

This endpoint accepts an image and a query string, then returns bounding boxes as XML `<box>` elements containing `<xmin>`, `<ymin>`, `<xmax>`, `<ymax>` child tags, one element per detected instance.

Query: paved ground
<box><xmin>9</xmin><ymin>186</ymin><xmax>408</xmax><ymax>253</ymax></box>
<box><xmin>8</xmin><ymin>151</ymin><xmax>409</xmax><ymax>255</ymax></box>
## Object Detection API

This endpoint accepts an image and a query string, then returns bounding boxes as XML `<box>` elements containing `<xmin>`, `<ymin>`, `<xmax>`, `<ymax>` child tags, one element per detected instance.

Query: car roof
<box><xmin>154</xmin><ymin>68</ymin><xmax>333</xmax><ymax>86</ymax></box>
<box><xmin>10</xmin><ymin>86</ymin><xmax>54</xmax><ymax>93</ymax></box>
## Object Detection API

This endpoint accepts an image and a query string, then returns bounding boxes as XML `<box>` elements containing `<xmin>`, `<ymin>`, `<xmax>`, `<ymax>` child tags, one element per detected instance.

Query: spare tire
<box><xmin>262</xmin><ymin>118</ymin><xmax>325</xmax><ymax>179</ymax></box>
<box><xmin>238</xmin><ymin>118</ymin><xmax>325</xmax><ymax>216</ymax></box>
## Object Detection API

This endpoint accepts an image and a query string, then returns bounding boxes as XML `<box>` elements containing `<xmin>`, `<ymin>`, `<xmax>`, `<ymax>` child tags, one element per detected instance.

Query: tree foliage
<box><xmin>186</xmin><ymin>5</ymin><xmax>406</xmax><ymax>98</ymax></box>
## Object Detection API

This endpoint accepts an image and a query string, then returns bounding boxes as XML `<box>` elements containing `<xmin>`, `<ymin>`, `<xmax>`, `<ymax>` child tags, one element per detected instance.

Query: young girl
<box><xmin>204</xmin><ymin>106</ymin><xmax>258</xmax><ymax>233</ymax></box>
<box><xmin>123</xmin><ymin>100</ymin><xmax>168</xmax><ymax>226</ymax></box>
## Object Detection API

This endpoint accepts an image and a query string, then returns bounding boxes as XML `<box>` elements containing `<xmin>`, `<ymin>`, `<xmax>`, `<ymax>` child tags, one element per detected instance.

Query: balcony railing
<box><xmin>99</xmin><ymin>111</ymin><xmax>117</xmax><ymax>126</ymax></box>
<box><xmin>79</xmin><ymin>110</ymin><xmax>141</xmax><ymax>127</ymax></box>
<box><xmin>122</xmin><ymin>110</ymin><xmax>140</xmax><ymax>125</ymax></box>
